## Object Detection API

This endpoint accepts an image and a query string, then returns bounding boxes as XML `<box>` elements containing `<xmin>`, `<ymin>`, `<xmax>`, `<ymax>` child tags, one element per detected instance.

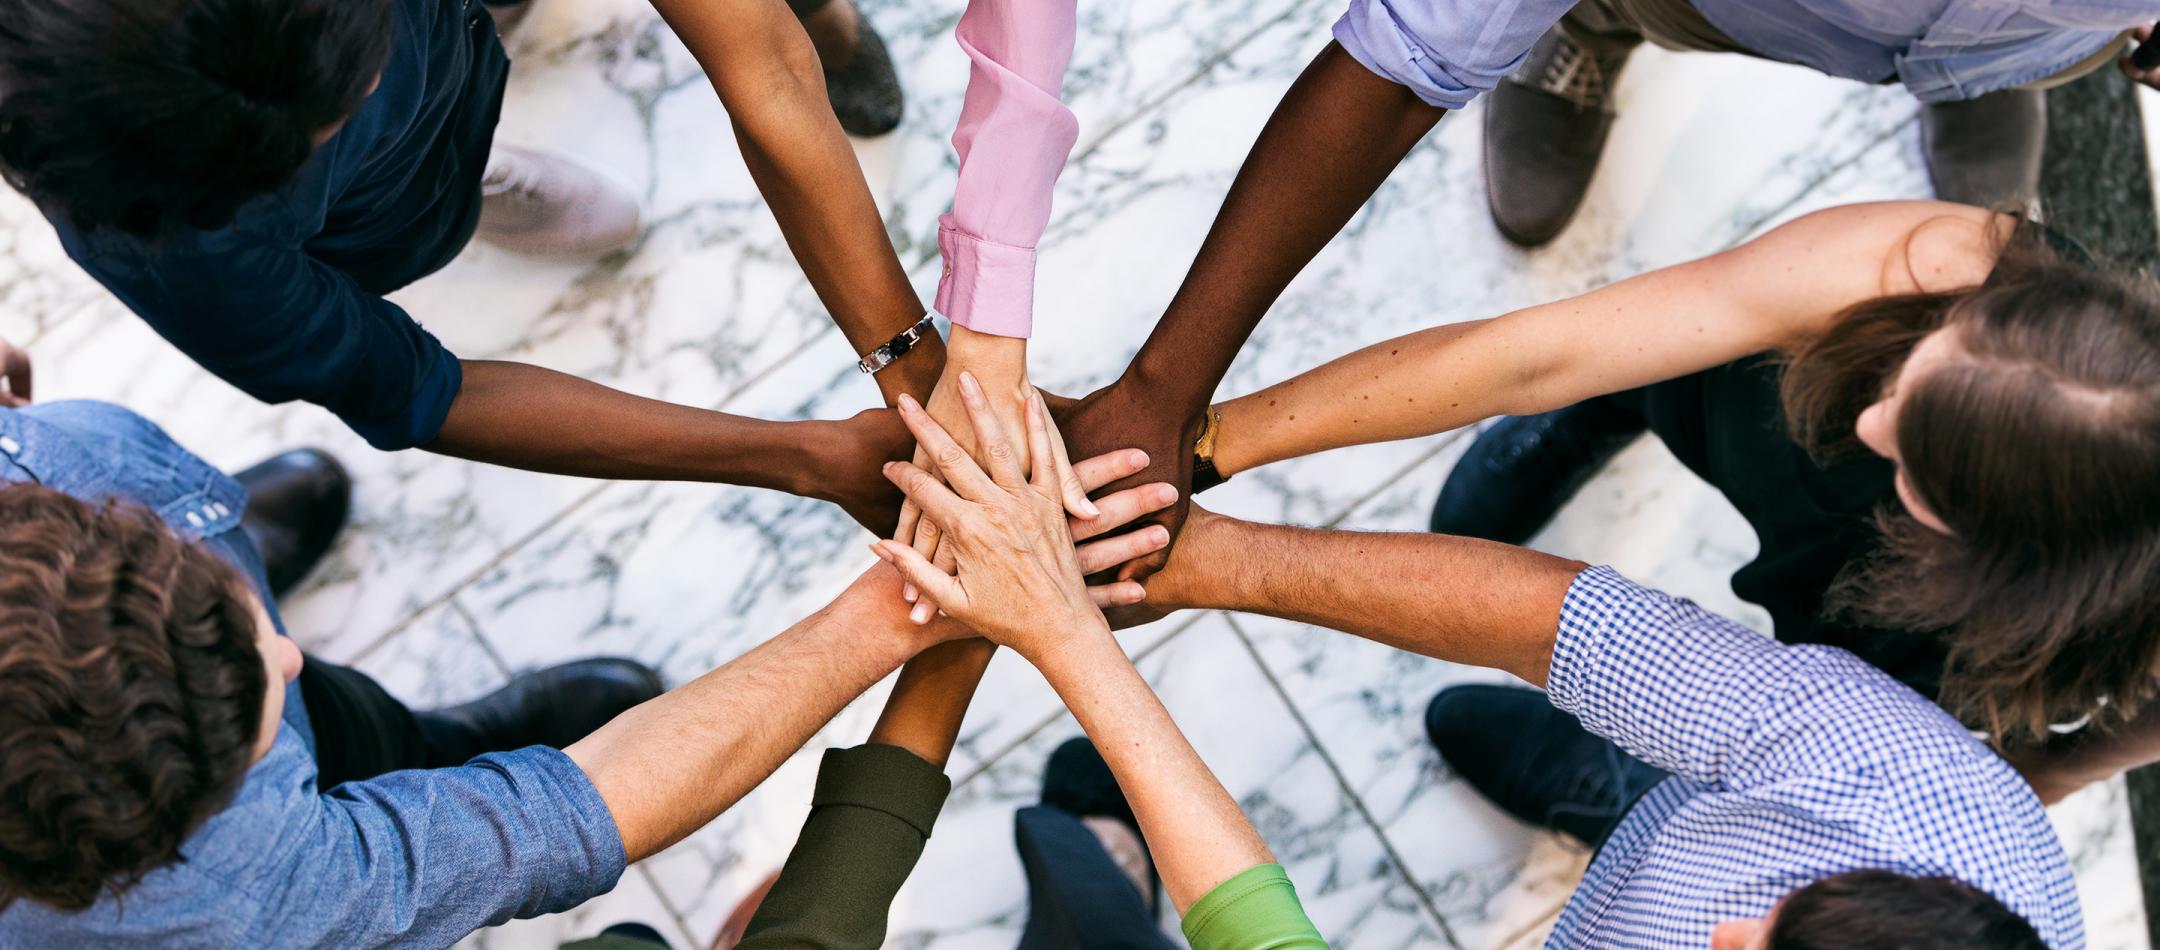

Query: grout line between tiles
<box><xmin>449</xmin><ymin>597</ymin><xmax>518</xmax><ymax>679</ymax></box>
<box><xmin>1221</xmin><ymin>612</ymin><xmax>1463</xmax><ymax>948</ymax></box>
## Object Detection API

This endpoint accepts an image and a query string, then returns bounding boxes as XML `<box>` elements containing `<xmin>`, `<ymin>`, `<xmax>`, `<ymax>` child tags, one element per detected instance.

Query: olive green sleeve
<box><xmin>734</xmin><ymin>743</ymin><xmax>954</xmax><ymax>950</ymax></box>
<box><xmin>1181</xmin><ymin>864</ymin><xmax>1329</xmax><ymax>950</ymax></box>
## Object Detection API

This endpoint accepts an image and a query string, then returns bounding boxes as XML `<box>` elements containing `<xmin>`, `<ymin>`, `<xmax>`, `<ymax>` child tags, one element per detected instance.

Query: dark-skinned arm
<box><xmin>647</xmin><ymin>0</ymin><xmax>942</xmax><ymax>403</ymax></box>
<box><xmin>428</xmin><ymin>360</ymin><xmax>914</xmax><ymax>532</ymax></box>
<box><xmin>1061</xmin><ymin>42</ymin><xmax>1446</xmax><ymax>578</ymax></box>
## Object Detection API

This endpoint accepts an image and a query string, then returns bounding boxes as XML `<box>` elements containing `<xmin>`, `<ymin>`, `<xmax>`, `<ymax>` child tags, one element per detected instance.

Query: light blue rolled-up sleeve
<box><xmin>256</xmin><ymin>746</ymin><xmax>628</xmax><ymax>948</ymax></box>
<box><xmin>1332</xmin><ymin>0</ymin><xmax>1577</xmax><ymax>109</ymax></box>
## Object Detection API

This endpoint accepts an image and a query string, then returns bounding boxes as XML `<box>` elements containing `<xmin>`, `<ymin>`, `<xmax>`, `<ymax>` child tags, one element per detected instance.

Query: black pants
<box><xmin>298</xmin><ymin>659</ymin><xmax>497</xmax><ymax>789</ymax></box>
<box><xmin>1014</xmin><ymin>806</ymin><xmax>1176</xmax><ymax>949</ymax></box>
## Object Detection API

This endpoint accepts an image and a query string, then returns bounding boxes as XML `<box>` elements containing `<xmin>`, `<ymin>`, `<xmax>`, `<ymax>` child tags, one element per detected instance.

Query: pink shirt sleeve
<box><xmin>933</xmin><ymin>0</ymin><xmax>1079</xmax><ymax>338</ymax></box>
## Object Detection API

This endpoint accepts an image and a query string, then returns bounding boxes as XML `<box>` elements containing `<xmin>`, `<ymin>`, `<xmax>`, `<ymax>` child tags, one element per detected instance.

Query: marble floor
<box><xmin>0</xmin><ymin>0</ymin><xmax>2154</xmax><ymax>946</ymax></box>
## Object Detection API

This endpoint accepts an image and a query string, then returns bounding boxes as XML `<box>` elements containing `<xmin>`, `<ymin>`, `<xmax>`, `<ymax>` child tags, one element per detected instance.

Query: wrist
<box><xmin>945</xmin><ymin>326</ymin><xmax>1029</xmax><ymax>382</ymax></box>
<box><xmin>1147</xmin><ymin>507</ymin><xmax>1233</xmax><ymax>611</ymax></box>
<box><xmin>875</xmin><ymin>333</ymin><xmax>946</xmax><ymax>404</ymax></box>
<box><xmin>1019</xmin><ymin>614</ymin><xmax>1120</xmax><ymax>677</ymax></box>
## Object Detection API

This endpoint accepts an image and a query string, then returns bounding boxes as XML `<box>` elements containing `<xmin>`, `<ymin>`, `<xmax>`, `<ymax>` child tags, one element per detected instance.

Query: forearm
<box><xmin>866</xmin><ymin>639</ymin><xmax>997</xmax><ymax>768</ymax></box>
<box><xmin>1155</xmin><ymin>512</ymin><xmax>1578</xmax><ymax>685</ymax></box>
<box><xmin>1031</xmin><ymin>631</ymin><xmax>1274</xmax><ymax>913</ymax></box>
<box><xmin>652</xmin><ymin>0</ymin><xmax>939</xmax><ymax>404</ymax></box>
<box><xmin>428</xmin><ymin>360</ymin><xmax>832</xmax><ymax>492</ymax></box>
<box><xmin>1122</xmin><ymin>42</ymin><xmax>1443</xmax><ymax>411</ymax></box>
<box><xmin>1211</xmin><ymin>321</ymin><xmax>1490</xmax><ymax>475</ymax></box>
<box><xmin>567</xmin><ymin>574</ymin><xmax>930</xmax><ymax>861</ymax></box>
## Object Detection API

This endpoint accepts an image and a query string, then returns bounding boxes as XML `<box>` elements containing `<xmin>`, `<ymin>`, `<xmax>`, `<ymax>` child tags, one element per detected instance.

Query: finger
<box><xmin>1071</xmin><ymin>482</ymin><xmax>1178</xmax><ymax>542</ymax></box>
<box><xmin>1034</xmin><ymin>390</ymin><xmax>1098</xmax><ymax>519</ymax></box>
<box><xmin>905</xmin><ymin>515</ymin><xmax>943</xmax><ymax>604</ymax></box>
<box><xmin>1116</xmin><ymin>548</ymin><xmax>1170</xmax><ymax>584</ymax></box>
<box><xmin>1076</xmin><ymin>524</ymin><xmax>1171</xmax><ymax>576</ymax></box>
<box><xmin>957</xmin><ymin>372</ymin><xmax>1025</xmax><ymax>489</ymax></box>
<box><xmin>1024</xmin><ymin>391</ymin><xmax>1061</xmax><ymax>496</ymax></box>
<box><xmin>870</xmin><ymin>541</ymin><xmax>965</xmax><ymax>614</ymax></box>
<box><xmin>897</xmin><ymin>393</ymin><xmax>1001</xmax><ymax>501</ymax></box>
<box><xmin>1087</xmin><ymin>580</ymin><xmax>1148</xmax><ymax>608</ymax></box>
<box><xmin>1072</xmin><ymin>449</ymin><xmax>1151</xmax><ymax>494</ymax></box>
<box><xmin>882</xmin><ymin>459</ymin><xmax>973</xmax><ymax>529</ymax></box>
<box><xmin>911</xmin><ymin>545</ymin><xmax>956</xmax><ymax>625</ymax></box>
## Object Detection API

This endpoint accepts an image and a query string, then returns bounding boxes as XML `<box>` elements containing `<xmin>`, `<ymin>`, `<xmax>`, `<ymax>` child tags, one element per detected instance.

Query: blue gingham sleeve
<box><xmin>1331</xmin><ymin>0</ymin><xmax>1576</xmax><ymax>109</ymax></box>
<box><xmin>1545</xmin><ymin>566</ymin><xmax>1952</xmax><ymax>790</ymax></box>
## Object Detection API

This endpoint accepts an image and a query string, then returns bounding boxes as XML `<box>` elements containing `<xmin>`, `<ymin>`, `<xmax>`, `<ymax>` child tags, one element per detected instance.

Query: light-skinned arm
<box><xmin>1205</xmin><ymin>201</ymin><xmax>2008</xmax><ymax>477</ymax></box>
<box><xmin>1146</xmin><ymin>507</ymin><xmax>1578</xmax><ymax>687</ymax></box>
<box><xmin>868</xmin><ymin>382</ymin><xmax>1285</xmax><ymax>914</ymax></box>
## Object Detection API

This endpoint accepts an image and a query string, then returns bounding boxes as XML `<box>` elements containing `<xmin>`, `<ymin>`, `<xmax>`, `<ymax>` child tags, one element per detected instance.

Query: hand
<box><xmin>0</xmin><ymin>338</ymin><xmax>32</xmax><ymax>407</ymax></box>
<box><xmin>893</xmin><ymin>329</ymin><xmax>1094</xmax><ymax>608</ymax></box>
<box><xmin>1058</xmin><ymin>378</ymin><xmax>1205</xmax><ymax>582</ymax></box>
<box><xmin>817</xmin><ymin>407</ymin><xmax>919</xmax><ymax>534</ymax></box>
<box><xmin>1096</xmin><ymin>502</ymin><xmax>1223</xmax><ymax>630</ymax></box>
<box><xmin>873</xmin><ymin>379</ymin><xmax>1164</xmax><ymax>658</ymax></box>
<box><xmin>2121</xmin><ymin>25</ymin><xmax>2160</xmax><ymax>89</ymax></box>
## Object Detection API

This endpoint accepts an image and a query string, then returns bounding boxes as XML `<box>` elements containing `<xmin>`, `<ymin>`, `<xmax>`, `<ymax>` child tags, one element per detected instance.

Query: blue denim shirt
<box><xmin>0</xmin><ymin>402</ymin><xmax>626</xmax><ymax>949</ymax></box>
<box><xmin>43</xmin><ymin>0</ymin><xmax>511</xmax><ymax>451</ymax></box>
<box><xmin>1335</xmin><ymin>0</ymin><xmax>2143</xmax><ymax>110</ymax></box>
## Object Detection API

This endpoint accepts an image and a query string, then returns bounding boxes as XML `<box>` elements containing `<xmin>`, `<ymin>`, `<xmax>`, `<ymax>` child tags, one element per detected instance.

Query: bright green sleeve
<box><xmin>1180</xmin><ymin>864</ymin><xmax>1329</xmax><ymax>950</ymax></box>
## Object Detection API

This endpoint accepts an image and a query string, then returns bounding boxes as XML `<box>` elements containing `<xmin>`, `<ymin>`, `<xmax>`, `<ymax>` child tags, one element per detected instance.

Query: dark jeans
<box><xmin>1014</xmin><ymin>806</ymin><xmax>1176</xmax><ymax>950</ymax></box>
<box><xmin>299</xmin><ymin>659</ymin><xmax>497</xmax><ymax>789</ymax></box>
<box><xmin>1426</xmin><ymin>684</ymin><xmax>1669</xmax><ymax>850</ymax></box>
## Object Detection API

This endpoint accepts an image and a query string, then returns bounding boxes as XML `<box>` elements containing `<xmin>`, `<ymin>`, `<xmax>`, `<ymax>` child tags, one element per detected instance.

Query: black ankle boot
<box><xmin>237</xmin><ymin>449</ymin><xmax>351</xmax><ymax>598</ymax></box>
<box><xmin>427</xmin><ymin>658</ymin><xmax>664</xmax><ymax>757</ymax></box>
<box><xmin>1429</xmin><ymin>399</ymin><xmax>1646</xmax><ymax>544</ymax></box>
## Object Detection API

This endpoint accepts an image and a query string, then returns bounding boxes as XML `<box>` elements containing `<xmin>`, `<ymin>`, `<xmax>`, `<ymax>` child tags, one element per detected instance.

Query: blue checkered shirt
<box><xmin>1542</xmin><ymin>567</ymin><xmax>2082</xmax><ymax>949</ymax></box>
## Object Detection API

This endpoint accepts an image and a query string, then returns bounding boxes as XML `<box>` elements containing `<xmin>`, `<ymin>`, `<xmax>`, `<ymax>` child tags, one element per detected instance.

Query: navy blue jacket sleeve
<box><xmin>61</xmin><ymin>235</ymin><xmax>461</xmax><ymax>450</ymax></box>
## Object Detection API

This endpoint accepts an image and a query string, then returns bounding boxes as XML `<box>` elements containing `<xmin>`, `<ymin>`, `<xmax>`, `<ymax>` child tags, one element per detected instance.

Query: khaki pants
<box><xmin>1557</xmin><ymin>0</ymin><xmax>2124</xmax><ymax>92</ymax></box>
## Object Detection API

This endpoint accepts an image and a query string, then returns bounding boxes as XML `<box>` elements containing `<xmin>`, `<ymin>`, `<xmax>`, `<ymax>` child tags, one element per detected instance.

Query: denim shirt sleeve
<box><xmin>1332</xmin><ymin>0</ymin><xmax>1575</xmax><ymax>109</ymax></box>
<box><xmin>253</xmin><ymin>746</ymin><xmax>627</xmax><ymax>947</ymax></box>
<box><xmin>54</xmin><ymin>230</ymin><xmax>462</xmax><ymax>451</ymax></box>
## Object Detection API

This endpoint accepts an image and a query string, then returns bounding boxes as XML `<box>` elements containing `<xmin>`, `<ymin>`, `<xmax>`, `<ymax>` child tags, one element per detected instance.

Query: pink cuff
<box><xmin>934</xmin><ymin>215</ymin><xmax>1036</xmax><ymax>338</ymax></box>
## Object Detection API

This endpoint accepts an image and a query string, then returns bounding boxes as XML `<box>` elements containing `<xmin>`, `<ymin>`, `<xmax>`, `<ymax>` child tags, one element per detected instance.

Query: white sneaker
<box><xmin>475</xmin><ymin>144</ymin><xmax>642</xmax><ymax>260</ymax></box>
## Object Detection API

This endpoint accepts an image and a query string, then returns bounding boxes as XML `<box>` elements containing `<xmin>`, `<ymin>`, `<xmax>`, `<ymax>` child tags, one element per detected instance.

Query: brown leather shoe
<box><xmin>1484</xmin><ymin>29</ymin><xmax>1636</xmax><ymax>247</ymax></box>
<box><xmin>1921</xmin><ymin>87</ymin><xmax>2045</xmax><ymax>208</ymax></box>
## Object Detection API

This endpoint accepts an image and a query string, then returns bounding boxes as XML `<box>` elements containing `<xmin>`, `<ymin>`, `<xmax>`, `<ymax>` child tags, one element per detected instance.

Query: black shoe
<box><xmin>1429</xmin><ymin>399</ymin><xmax>1646</xmax><ymax>544</ymax></box>
<box><xmin>430</xmin><ymin>658</ymin><xmax>664</xmax><ymax>754</ymax></box>
<box><xmin>1039</xmin><ymin>737</ymin><xmax>1159</xmax><ymax>913</ymax></box>
<box><xmin>1424</xmin><ymin>684</ymin><xmax>1666</xmax><ymax>848</ymax></box>
<box><xmin>817</xmin><ymin>12</ymin><xmax>904</xmax><ymax>136</ymax></box>
<box><xmin>1484</xmin><ymin>28</ymin><xmax>1636</xmax><ymax>247</ymax></box>
<box><xmin>236</xmin><ymin>449</ymin><xmax>351</xmax><ymax>598</ymax></box>
<box><xmin>1921</xmin><ymin>87</ymin><xmax>2045</xmax><ymax>208</ymax></box>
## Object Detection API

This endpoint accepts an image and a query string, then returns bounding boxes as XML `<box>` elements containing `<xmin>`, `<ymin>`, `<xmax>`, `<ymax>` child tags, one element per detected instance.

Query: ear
<box><xmin>1710</xmin><ymin>917</ymin><xmax>1768</xmax><ymax>950</ymax></box>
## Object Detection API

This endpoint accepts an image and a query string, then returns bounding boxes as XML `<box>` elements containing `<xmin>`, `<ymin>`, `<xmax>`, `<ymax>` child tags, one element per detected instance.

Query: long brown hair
<box><xmin>1782</xmin><ymin>226</ymin><xmax>2160</xmax><ymax>741</ymax></box>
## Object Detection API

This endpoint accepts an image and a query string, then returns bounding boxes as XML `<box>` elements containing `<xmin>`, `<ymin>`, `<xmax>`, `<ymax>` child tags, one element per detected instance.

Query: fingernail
<box><xmin>903</xmin><ymin>584</ymin><xmax>917</xmax><ymax>603</ymax></box>
<box><xmin>898</xmin><ymin>394</ymin><xmax>921</xmax><ymax>414</ymax></box>
<box><xmin>960</xmin><ymin>371</ymin><xmax>982</xmax><ymax>399</ymax></box>
<box><xmin>911</xmin><ymin>603</ymin><xmax>932</xmax><ymax>624</ymax></box>
<box><xmin>1079</xmin><ymin>497</ymin><xmax>1101</xmax><ymax>517</ymax></box>
<box><xmin>1151</xmin><ymin>526</ymin><xmax>1170</xmax><ymax>543</ymax></box>
<box><xmin>1130</xmin><ymin>450</ymin><xmax>1149</xmax><ymax>466</ymax></box>
<box><xmin>1157</xmin><ymin>485</ymin><xmax>1178</xmax><ymax>503</ymax></box>
<box><xmin>869</xmin><ymin>543</ymin><xmax>891</xmax><ymax>562</ymax></box>
<box><xmin>882</xmin><ymin>461</ymin><xmax>897</xmax><ymax>472</ymax></box>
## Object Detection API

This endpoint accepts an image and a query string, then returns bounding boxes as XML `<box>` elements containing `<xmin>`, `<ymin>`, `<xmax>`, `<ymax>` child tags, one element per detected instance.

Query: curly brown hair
<box><xmin>0</xmin><ymin>483</ymin><xmax>267</xmax><ymax>911</ymax></box>
<box><xmin>1782</xmin><ymin>227</ymin><xmax>2160</xmax><ymax>740</ymax></box>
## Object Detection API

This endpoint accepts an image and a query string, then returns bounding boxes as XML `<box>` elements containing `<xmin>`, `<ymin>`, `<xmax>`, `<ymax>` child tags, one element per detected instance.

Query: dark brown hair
<box><xmin>1783</xmin><ymin>226</ymin><xmax>2160</xmax><ymax>739</ymax></box>
<box><xmin>0</xmin><ymin>484</ymin><xmax>267</xmax><ymax>911</ymax></box>
<box><xmin>1768</xmin><ymin>870</ymin><xmax>2046</xmax><ymax>949</ymax></box>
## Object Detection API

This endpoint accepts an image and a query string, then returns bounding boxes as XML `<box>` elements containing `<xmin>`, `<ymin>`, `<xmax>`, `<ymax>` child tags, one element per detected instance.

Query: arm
<box><xmin>869</xmin><ymin>387</ymin><xmax>1319</xmax><ymax>927</ymax></box>
<box><xmin>1147</xmin><ymin>509</ymin><xmax>1961</xmax><ymax>789</ymax></box>
<box><xmin>2007</xmin><ymin>702</ymin><xmax>2160</xmax><ymax>805</ymax></box>
<box><xmin>1058</xmin><ymin>43</ymin><xmax>1445</xmax><ymax>576</ymax></box>
<box><xmin>647</xmin><ymin>0</ymin><xmax>939</xmax><ymax>402</ymax></box>
<box><xmin>732</xmin><ymin>447</ymin><xmax>1176</xmax><ymax>948</ymax></box>
<box><xmin>1207</xmin><ymin>201</ymin><xmax>2004</xmax><ymax>475</ymax></box>
<box><xmin>564</xmin><ymin>564</ymin><xmax>950</xmax><ymax>862</ymax></box>
<box><xmin>428</xmin><ymin>360</ymin><xmax>914</xmax><ymax>532</ymax></box>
